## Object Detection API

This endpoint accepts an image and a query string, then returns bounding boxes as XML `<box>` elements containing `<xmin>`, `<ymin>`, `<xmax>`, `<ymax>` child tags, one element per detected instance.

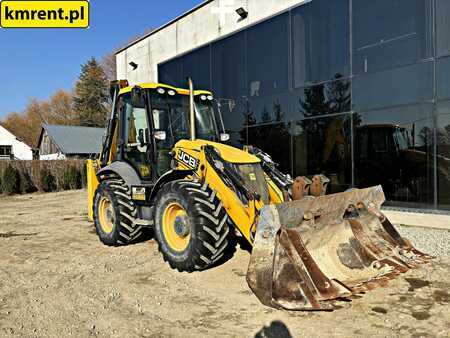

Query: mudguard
<box><xmin>148</xmin><ymin>169</ymin><xmax>194</xmax><ymax>202</ymax></box>
<box><xmin>96</xmin><ymin>161</ymin><xmax>142</xmax><ymax>186</ymax></box>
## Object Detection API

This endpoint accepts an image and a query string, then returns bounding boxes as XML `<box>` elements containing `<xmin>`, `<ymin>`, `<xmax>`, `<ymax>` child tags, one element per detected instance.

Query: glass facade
<box><xmin>158</xmin><ymin>0</ymin><xmax>450</xmax><ymax>211</ymax></box>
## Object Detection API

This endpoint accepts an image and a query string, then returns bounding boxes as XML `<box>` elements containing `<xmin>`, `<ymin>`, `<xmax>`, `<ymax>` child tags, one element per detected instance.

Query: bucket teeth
<box><xmin>246</xmin><ymin>186</ymin><xmax>431</xmax><ymax>311</ymax></box>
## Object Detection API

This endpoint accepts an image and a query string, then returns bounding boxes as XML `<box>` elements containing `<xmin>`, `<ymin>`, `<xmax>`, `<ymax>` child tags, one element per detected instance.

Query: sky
<box><xmin>0</xmin><ymin>0</ymin><xmax>202</xmax><ymax>119</ymax></box>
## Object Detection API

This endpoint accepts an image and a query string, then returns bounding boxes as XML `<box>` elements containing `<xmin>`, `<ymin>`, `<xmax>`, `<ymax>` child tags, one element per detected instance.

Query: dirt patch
<box><xmin>405</xmin><ymin>278</ymin><xmax>431</xmax><ymax>291</ymax></box>
<box><xmin>433</xmin><ymin>290</ymin><xmax>450</xmax><ymax>304</ymax></box>
<box><xmin>0</xmin><ymin>190</ymin><xmax>449</xmax><ymax>337</ymax></box>
<box><xmin>0</xmin><ymin>232</ymin><xmax>38</xmax><ymax>238</ymax></box>
<box><xmin>371</xmin><ymin>307</ymin><xmax>388</xmax><ymax>314</ymax></box>
<box><xmin>411</xmin><ymin>311</ymin><xmax>431</xmax><ymax>320</ymax></box>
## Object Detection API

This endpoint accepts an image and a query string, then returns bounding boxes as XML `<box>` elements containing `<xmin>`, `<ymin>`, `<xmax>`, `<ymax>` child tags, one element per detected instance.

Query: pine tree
<box><xmin>327</xmin><ymin>74</ymin><xmax>351</xmax><ymax>115</ymax></box>
<box><xmin>261</xmin><ymin>106</ymin><xmax>271</xmax><ymax>123</ymax></box>
<box><xmin>73</xmin><ymin>57</ymin><xmax>109</xmax><ymax>127</ymax></box>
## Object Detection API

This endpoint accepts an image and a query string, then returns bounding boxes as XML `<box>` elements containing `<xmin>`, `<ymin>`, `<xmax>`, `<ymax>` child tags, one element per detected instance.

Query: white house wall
<box><xmin>0</xmin><ymin>125</ymin><xmax>33</xmax><ymax>160</ymax></box>
<box><xmin>116</xmin><ymin>0</ymin><xmax>307</xmax><ymax>85</ymax></box>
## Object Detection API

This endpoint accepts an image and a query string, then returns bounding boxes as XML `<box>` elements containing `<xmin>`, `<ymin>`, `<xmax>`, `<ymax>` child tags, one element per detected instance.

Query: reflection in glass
<box><xmin>211</xmin><ymin>31</ymin><xmax>247</xmax><ymax>148</ymax></box>
<box><xmin>182</xmin><ymin>45</ymin><xmax>211</xmax><ymax>89</ymax></box>
<box><xmin>247</xmin><ymin>13</ymin><xmax>289</xmax><ymax>97</ymax></box>
<box><xmin>289</xmin><ymin>75</ymin><xmax>351</xmax><ymax>121</ymax></box>
<box><xmin>435</xmin><ymin>103</ymin><xmax>450</xmax><ymax>210</ymax></box>
<box><xmin>212</xmin><ymin>31</ymin><xmax>247</xmax><ymax>100</ymax></box>
<box><xmin>437</xmin><ymin>56</ymin><xmax>450</xmax><ymax>100</ymax></box>
<box><xmin>247</xmin><ymin>122</ymin><xmax>291</xmax><ymax>176</ymax></box>
<box><xmin>354</xmin><ymin>105</ymin><xmax>434</xmax><ymax>208</ymax></box>
<box><xmin>352</xmin><ymin>62</ymin><xmax>433</xmax><ymax>111</ymax></box>
<box><xmin>155</xmin><ymin>0</ymin><xmax>448</xmax><ymax>211</ymax></box>
<box><xmin>215</xmin><ymin>97</ymin><xmax>248</xmax><ymax>148</ymax></box>
<box><xmin>158</xmin><ymin>58</ymin><xmax>183</xmax><ymax>87</ymax></box>
<box><xmin>247</xmin><ymin>92</ymin><xmax>291</xmax><ymax>125</ymax></box>
<box><xmin>436</xmin><ymin>0</ymin><xmax>450</xmax><ymax>57</ymax></box>
<box><xmin>352</xmin><ymin>0</ymin><xmax>433</xmax><ymax>74</ymax></box>
<box><xmin>292</xmin><ymin>0</ymin><xmax>349</xmax><ymax>87</ymax></box>
<box><xmin>292</xmin><ymin>114</ymin><xmax>352</xmax><ymax>193</ymax></box>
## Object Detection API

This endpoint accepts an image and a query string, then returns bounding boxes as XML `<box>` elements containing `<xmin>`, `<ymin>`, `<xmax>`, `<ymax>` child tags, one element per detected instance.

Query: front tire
<box><xmin>93</xmin><ymin>178</ymin><xmax>143</xmax><ymax>246</ymax></box>
<box><xmin>154</xmin><ymin>179</ymin><xmax>230</xmax><ymax>272</ymax></box>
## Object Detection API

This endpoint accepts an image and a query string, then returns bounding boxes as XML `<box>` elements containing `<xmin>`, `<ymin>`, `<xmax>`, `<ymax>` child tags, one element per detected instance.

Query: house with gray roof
<box><xmin>37</xmin><ymin>124</ymin><xmax>105</xmax><ymax>160</ymax></box>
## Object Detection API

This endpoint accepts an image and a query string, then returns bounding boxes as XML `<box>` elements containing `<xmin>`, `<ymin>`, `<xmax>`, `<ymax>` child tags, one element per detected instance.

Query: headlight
<box><xmin>168</xmin><ymin>90</ymin><xmax>176</xmax><ymax>96</ymax></box>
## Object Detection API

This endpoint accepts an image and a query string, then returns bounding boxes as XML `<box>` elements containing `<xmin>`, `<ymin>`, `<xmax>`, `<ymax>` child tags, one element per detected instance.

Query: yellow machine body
<box><xmin>172</xmin><ymin>139</ymin><xmax>284</xmax><ymax>243</ymax></box>
<box><xmin>87</xmin><ymin>159</ymin><xmax>100</xmax><ymax>221</ymax></box>
<box><xmin>87</xmin><ymin>80</ymin><xmax>430</xmax><ymax>311</ymax></box>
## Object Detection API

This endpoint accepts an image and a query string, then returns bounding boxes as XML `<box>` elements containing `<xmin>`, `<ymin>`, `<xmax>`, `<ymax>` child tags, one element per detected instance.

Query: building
<box><xmin>37</xmin><ymin>125</ymin><xmax>105</xmax><ymax>160</ymax></box>
<box><xmin>0</xmin><ymin>124</ymin><xmax>33</xmax><ymax>160</ymax></box>
<box><xmin>116</xmin><ymin>0</ymin><xmax>450</xmax><ymax>213</ymax></box>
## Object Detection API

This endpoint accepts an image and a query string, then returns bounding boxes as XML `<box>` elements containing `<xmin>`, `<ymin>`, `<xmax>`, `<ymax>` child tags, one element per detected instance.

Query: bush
<box><xmin>62</xmin><ymin>165</ymin><xmax>82</xmax><ymax>190</ymax></box>
<box><xmin>20</xmin><ymin>170</ymin><xmax>37</xmax><ymax>194</ymax></box>
<box><xmin>0</xmin><ymin>160</ymin><xmax>85</xmax><ymax>194</ymax></box>
<box><xmin>40</xmin><ymin>167</ymin><xmax>56</xmax><ymax>192</ymax></box>
<box><xmin>2</xmin><ymin>164</ymin><xmax>21</xmax><ymax>195</ymax></box>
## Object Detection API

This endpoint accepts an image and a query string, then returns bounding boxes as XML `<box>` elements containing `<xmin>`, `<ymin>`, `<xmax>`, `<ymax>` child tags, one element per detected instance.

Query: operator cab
<box><xmin>102</xmin><ymin>81</ymin><xmax>229</xmax><ymax>182</ymax></box>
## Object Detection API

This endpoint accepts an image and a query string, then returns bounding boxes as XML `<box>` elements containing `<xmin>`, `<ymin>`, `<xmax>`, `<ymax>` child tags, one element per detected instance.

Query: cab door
<box><xmin>119</xmin><ymin>92</ymin><xmax>153</xmax><ymax>180</ymax></box>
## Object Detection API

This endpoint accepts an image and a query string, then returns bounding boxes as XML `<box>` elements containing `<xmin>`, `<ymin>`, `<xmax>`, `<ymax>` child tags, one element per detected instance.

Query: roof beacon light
<box><xmin>118</xmin><ymin>79</ymin><xmax>129</xmax><ymax>89</ymax></box>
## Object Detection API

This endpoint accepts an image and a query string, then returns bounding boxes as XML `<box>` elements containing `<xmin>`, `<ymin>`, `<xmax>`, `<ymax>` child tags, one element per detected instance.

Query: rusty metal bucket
<box><xmin>246</xmin><ymin>186</ymin><xmax>432</xmax><ymax>310</ymax></box>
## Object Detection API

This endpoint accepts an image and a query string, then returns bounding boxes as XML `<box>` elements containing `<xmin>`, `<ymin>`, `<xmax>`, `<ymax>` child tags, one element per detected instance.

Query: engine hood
<box><xmin>175</xmin><ymin>139</ymin><xmax>260</xmax><ymax>164</ymax></box>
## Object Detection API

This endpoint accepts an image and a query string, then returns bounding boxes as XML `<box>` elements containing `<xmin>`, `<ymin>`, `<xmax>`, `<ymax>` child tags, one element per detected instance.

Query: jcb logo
<box><xmin>177</xmin><ymin>150</ymin><xmax>198</xmax><ymax>169</ymax></box>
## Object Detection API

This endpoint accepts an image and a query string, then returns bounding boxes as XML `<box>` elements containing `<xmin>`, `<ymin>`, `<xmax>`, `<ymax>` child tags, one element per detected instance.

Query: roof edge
<box><xmin>115</xmin><ymin>0</ymin><xmax>214</xmax><ymax>55</ymax></box>
<box><xmin>0</xmin><ymin>124</ymin><xmax>33</xmax><ymax>149</ymax></box>
<box><xmin>44</xmin><ymin>124</ymin><xmax>105</xmax><ymax>130</ymax></box>
<box><xmin>38</xmin><ymin>125</ymin><xmax>64</xmax><ymax>154</ymax></box>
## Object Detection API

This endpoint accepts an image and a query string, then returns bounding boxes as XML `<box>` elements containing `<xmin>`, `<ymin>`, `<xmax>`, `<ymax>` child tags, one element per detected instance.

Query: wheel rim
<box><xmin>162</xmin><ymin>202</ymin><xmax>191</xmax><ymax>252</ymax></box>
<box><xmin>98</xmin><ymin>196</ymin><xmax>115</xmax><ymax>234</ymax></box>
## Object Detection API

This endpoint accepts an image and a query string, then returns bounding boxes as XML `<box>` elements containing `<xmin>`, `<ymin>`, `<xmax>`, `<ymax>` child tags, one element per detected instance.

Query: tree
<box><xmin>1</xmin><ymin>90</ymin><xmax>75</xmax><ymax>147</ymax></box>
<box><xmin>327</xmin><ymin>74</ymin><xmax>351</xmax><ymax>115</ymax></box>
<box><xmin>1</xmin><ymin>112</ymin><xmax>31</xmax><ymax>145</ymax></box>
<box><xmin>47</xmin><ymin>90</ymin><xmax>77</xmax><ymax>124</ymax></box>
<box><xmin>261</xmin><ymin>106</ymin><xmax>271</xmax><ymax>123</ymax></box>
<box><xmin>419</xmin><ymin>126</ymin><xmax>433</xmax><ymax>147</ymax></box>
<box><xmin>73</xmin><ymin>57</ymin><xmax>109</xmax><ymax>127</ymax></box>
<box><xmin>101</xmin><ymin>53</ymin><xmax>117</xmax><ymax>81</ymax></box>
<box><xmin>1</xmin><ymin>99</ymin><xmax>47</xmax><ymax>147</ymax></box>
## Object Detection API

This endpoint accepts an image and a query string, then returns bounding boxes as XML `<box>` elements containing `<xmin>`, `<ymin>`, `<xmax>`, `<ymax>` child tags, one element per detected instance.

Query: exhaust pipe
<box><xmin>188</xmin><ymin>78</ymin><xmax>196</xmax><ymax>141</ymax></box>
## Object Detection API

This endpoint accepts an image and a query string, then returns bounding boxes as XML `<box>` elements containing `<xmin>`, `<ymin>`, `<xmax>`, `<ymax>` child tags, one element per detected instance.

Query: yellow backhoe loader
<box><xmin>87</xmin><ymin>79</ymin><xmax>430</xmax><ymax>310</ymax></box>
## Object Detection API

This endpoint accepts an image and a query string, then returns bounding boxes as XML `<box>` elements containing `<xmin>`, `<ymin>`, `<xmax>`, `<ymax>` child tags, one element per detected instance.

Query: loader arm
<box><xmin>172</xmin><ymin>140</ymin><xmax>284</xmax><ymax>244</ymax></box>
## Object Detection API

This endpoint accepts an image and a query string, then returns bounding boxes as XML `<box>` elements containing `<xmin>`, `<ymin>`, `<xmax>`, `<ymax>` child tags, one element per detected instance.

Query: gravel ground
<box><xmin>1</xmin><ymin>190</ymin><xmax>449</xmax><ymax>337</ymax></box>
<box><xmin>396</xmin><ymin>224</ymin><xmax>450</xmax><ymax>257</ymax></box>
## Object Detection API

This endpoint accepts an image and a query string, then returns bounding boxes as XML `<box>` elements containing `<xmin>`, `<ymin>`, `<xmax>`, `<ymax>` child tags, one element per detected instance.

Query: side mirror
<box><xmin>138</xmin><ymin>129</ymin><xmax>145</xmax><ymax>147</ymax></box>
<box><xmin>219</xmin><ymin>133</ymin><xmax>230</xmax><ymax>142</ymax></box>
<box><xmin>154</xmin><ymin>130</ymin><xmax>167</xmax><ymax>141</ymax></box>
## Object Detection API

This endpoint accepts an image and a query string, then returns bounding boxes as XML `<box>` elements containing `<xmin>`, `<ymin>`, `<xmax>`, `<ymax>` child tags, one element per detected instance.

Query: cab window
<box><xmin>121</xmin><ymin>94</ymin><xmax>152</xmax><ymax>179</ymax></box>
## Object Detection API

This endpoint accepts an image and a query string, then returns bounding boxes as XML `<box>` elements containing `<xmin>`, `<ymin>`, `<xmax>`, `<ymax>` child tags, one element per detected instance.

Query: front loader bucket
<box><xmin>246</xmin><ymin>186</ymin><xmax>432</xmax><ymax>310</ymax></box>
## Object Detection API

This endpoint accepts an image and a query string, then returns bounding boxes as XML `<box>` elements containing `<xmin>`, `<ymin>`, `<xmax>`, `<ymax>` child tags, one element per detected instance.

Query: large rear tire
<box><xmin>154</xmin><ymin>179</ymin><xmax>231</xmax><ymax>272</ymax></box>
<box><xmin>93</xmin><ymin>178</ymin><xmax>143</xmax><ymax>246</ymax></box>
